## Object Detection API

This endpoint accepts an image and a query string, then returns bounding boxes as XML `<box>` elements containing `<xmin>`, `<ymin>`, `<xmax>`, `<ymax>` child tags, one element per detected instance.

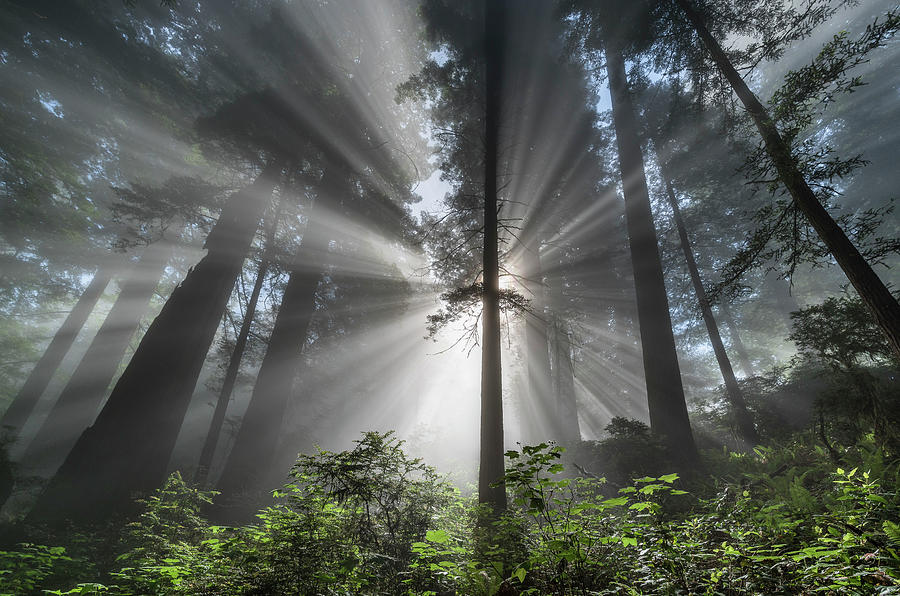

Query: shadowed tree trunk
<box><xmin>28</xmin><ymin>161</ymin><xmax>283</xmax><ymax>523</ymax></box>
<box><xmin>195</xmin><ymin>197</ymin><xmax>285</xmax><ymax>486</ymax></box>
<box><xmin>657</xmin><ymin>156</ymin><xmax>759</xmax><ymax>447</ymax></box>
<box><xmin>674</xmin><ymin>0</ymin><xmax>900</xmax><ymax>362</ymax></box>
<box><xmin>18</xmin><ymin>239</ymin><xmax>173</xmax><ymax>480</ymax></box>
<box><xmin>0</xmin><ymin>263</ymin><xmax>114</xmax><ymax>443</ymax></box>
<box><xmin>212</xmin><ymin>175</ymin><xmax>335</xmax><ymax>521</ymax></box>
<box><xmin>718</xmin><ymin>302</ymin><xmax>755</xmax><ymax>378</ymax></box>
<box><xmin>194</xmin><ymin>256</ymin><xmax>269</xmax><ymax>487</ymax></box>
<box><xmin>479</xmin><ymin>0</ymin><xmax>506</xmax><ymax>513</ymax></box>
<box><xmin>604</xmin><ymin>38</ymin><xmax>697</xmax><ymax>463</ymax></box>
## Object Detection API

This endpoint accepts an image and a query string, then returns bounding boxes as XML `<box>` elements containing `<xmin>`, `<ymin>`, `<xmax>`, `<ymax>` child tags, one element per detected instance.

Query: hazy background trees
<box><xmin>0</xmin><ymin>0</ymin><xmax>897</xmax><ymax>526</ymax></box>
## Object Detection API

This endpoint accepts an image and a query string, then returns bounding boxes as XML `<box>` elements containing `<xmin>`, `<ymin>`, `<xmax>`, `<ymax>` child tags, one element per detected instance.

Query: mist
<box><xmin>1</xmin><ymin>2</ymin><xmax>898</xmax><ymax>583</ymax></box>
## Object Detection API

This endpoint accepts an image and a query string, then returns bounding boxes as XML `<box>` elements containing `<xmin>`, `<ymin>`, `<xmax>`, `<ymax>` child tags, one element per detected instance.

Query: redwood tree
<box><xmin>28</xmin><ymin>161</ymin><xmax>282</xmax><ymax>522</ymax></box>
<box><xmin>478</xmin><ymin>0</ymin><xmax>507</xmax><ymax>513</ymax></box>
<box><xmin>19</xmin><ymin>239</ymin><xmax>172</xmax><ymax>479</ymax></box>
<box><xmin>656</xmin><ymin>154</ymin><xmax>759</xmax><ymax>447</ymax></box>
<box><xmin>212</xmin><ymin>176</ymin><xmax>332</xmax><ymax>520</ymax></box>
<box><xmin>673</xmin><ymin>0</ymin><xmax>900</xmax><ymax>361</ymax></box>
<box><xmin>603</xmin><ymin>32</ymin><xmax>697</xmax><ymax>462</ymax></box>
<box><xmin>0</xmin><ymin>263</ymin><xmax>114</xmax><ymax>444</ymax></box>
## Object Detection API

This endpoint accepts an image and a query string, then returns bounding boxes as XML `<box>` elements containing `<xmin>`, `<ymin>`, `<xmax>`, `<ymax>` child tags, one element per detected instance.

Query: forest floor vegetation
<box><xmin>1</xmin><ymin>422</ymin><xmax>899</xmax><ymax>595</ymax></box>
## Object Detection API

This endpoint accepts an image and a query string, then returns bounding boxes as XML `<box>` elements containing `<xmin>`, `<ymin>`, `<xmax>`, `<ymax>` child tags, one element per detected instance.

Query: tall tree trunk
<box><xmin>657</xmin><ymin>157</ymin><xmax>759</xmax><ymax>446</ymax></box>
<box><xmin>18</xmin><ymin>239</ymin><xmax>173</xmax><ymax>479</ymax></box>
<box><xmin>521</xmin><ymin>244</ymin><xmax>553</xmax><ymax>445</ymax></box>
<box><xmin>194</xmin><ymin>258</ymin><xmax>269</xmax><ymax>487</ymax></box>
<box><xmin>28</xmin><ymin>161</ymin><xmax>282</xmax><ymax>523</ymax></box>
<box><xmin>212</xmin><ymin>181</ymin><xmax>331</xmax><ymax>521</ymax></box>
<box><xmin>195</xmin><ymin>198</ymin><xmax>285</xmax><ymax>486</ymax></box>
<box><xmin>553</xmin><ymin>322</ymin><xmax>580</xmax><ymax>446</ymax></box>
<box><xmin>718</xmin><ymin>302</ymin><xmax>755</xmax><ymax>377</ymax></box>
<box><xmin>548</xmin><ymin>266</ymin><xmax>580</xmax><ymax>446</ymax></box>
<box><xmin>674</xmin><ymin>0</ymin><xmax>900</xmax><ymax>361</ymax></box>
<box><xmin>604</xmin><ymin>40</ymin><xmax>697</xmax><ymax>462</ymax></box>
<box><xmin>0</xmin><ymin>264</ymin><xmax>114</xmax><ymax>443</ymax></box>
<box><xmin>479</xmin><ymin>0</ymin><xmax>506</xmax><ymax>513</ymax></box>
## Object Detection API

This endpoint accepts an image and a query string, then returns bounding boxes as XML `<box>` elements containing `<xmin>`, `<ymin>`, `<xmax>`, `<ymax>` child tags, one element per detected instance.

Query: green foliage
<box><xmin>110</xmin><ymin>471</ymin><xmax>216</xmax><ymax>595</ymax></box>
<box><xmin>4</xmin><ymin>432</ymin><xmax>900</xmax><ymax>594</ymax></box>
<box><xmin>789</xmin><ymin>295</ymin><xmax>900</xmax><ymax>454</ymax></box>
<box><xmin>0</xmin><ymin>543</ymin><xmax>75</xmax><ymax>596</ymax></box>
<box><xmin>425</xmin><ymin>283</ymin><xmax>530</xmax><ymax>346</ymax></box>
<box><xmin>250</xmin><ymin>430</ymin><xmax>455</xmax><ymax>594</ymax></box>
<box><xmin>577</xmin><ymin>417</ymin><xmax>670</xmax><ymax>487</ymax></box>
<box><xmin>712</xmin><ymin>9</ymin><xmax>900</xmax><ymax>299</ymax></box>
<box><xmin>790</xmin><ymin>294</ymin><xmax>895</xmax><ymax>367</ymax></box>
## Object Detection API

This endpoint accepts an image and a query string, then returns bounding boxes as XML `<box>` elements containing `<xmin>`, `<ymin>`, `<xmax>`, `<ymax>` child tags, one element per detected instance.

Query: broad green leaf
<box><xmin>426</xmin><ymin>529</ymin><xmax>449</xmax><ymax>544</ymax></box>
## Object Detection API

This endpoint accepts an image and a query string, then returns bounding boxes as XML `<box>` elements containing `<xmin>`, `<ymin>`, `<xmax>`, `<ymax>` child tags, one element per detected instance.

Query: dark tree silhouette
<box><xmin>673</xmin><ymin>0</ymin><xmax>900</xmax><ymax>361</ymax></box>
<box><xmin>29</xmin><ymin>162</ymin><xmax>283</xmax><ymax>522</ymax></box>
<box><xmin>212</xmin><ymin>174</ymin><xmax>336</xmax><ymax>520</ymax></box>
<box><xmin>194</xmin><ymin>199</ymin><xmax>284</xmax><ymax>486</ymax></box>
<box><xmin>656</xmin><ymin>154</ymin><xmax>759</xmax><ymax>447</ymax></box>
<box><xmin>603</xmin><ymin>34</ymin><xmax>697</xmax><ymax>462</ymax></box>
<box><xmin>478</xmin><ymin>0</ymin><xmax>507</xmax><ymax>513</ymax></box>
<box><xmin>19</xmin><ymin>239</ymin><xmax>173</xmax><ymax>480</ymax></box>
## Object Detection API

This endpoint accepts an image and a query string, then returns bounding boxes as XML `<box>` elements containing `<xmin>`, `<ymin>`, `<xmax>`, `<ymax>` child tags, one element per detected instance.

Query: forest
<box><xmin>0</xmin><ymin>0</ymin><xmax>898</xmax><ymax>594</ymax></box>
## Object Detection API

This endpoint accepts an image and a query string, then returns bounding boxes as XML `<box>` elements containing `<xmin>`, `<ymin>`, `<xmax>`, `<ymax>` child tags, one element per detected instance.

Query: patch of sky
<box><xmin>412</xmin><ymin>169</ymin><xmax>451</xmax><ymax>218</ymax></box>
<box><xmin>37</xmin><ymin>92</ymin><xmax>64</xmax><ymax>118</ymax></box>
<box><xmin>430</xmin><ymin>45</ymin><xmax>450</xmax><ymax>66</ymax></box>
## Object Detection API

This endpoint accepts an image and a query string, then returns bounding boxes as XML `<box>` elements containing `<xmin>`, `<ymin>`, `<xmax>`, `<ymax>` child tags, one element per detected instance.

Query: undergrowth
<box><xmin>1</xmin><ymin>431</ymin><xmax>899</xmax><ymax>595</ymax></box>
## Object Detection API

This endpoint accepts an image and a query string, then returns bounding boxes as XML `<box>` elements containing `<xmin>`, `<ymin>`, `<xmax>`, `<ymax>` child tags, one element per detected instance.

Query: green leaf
<box><xmin>659</xmin><ymin>473</ymin><xmax>679</xmax><ymax>484</ymax></box>
<box><xmin>426</xmin><ymin>529</ymin><xmax>449</xmax><ymax>544</ymax></box>
<box><xmin>601</xmin><ymin>496</ymin><xmax>629</xmax><ymax>507</ymax></box>
<box><xmin>513</xmin><ymin>567</ymin><xmax>527</xmax><ymax>583</ymax></box>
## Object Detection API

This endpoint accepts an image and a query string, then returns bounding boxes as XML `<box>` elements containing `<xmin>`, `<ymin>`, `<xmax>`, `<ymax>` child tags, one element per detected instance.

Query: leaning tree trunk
<box><xmin>718</xmin><ymin>302</ymin><xmax>755</xmax><ymax>377</ymax></box>
<box><xmin>195</xmin><ymin>197</ymin><xmax>285</xmax><ymax>486</ymax></box>
<box><xmin>657</xmin><ymin>156</ymin><xmax>759</xmax><ymax>447</ymax></box>
<box><xmin>479</xmin><ymin>0</ymin><xmax>507</xmax><ymax>513</ymax></box>
<box><xmin>674</xmin><ymin>0</ymin><xmax>900</xmax><ymax>362</ymax></box>
<box><xmin>19</xmin><ymin>238</ymin><xmax>173</xmax><ymax>479</ymax></box>
<box><xmin>28</xmin><ymin>161</ymin><xmax>282</xmax><ymax>523</ymax></box>
<box><xmin>0</xmin><ymin>263</ymin><xmax>114</xmax><ymax>444</ymax></box>
<box><xmin>212</xmin><ymin>198</ymin><xmax>326</xmax><ymax>521</ymax></box>
<box><xmin>604</xmin><ymin>39</ymin><xmax>698</xmax><ymax>463</ymax></box>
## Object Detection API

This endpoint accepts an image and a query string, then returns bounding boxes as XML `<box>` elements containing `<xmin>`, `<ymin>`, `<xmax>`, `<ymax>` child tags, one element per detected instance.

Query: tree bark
<box><xmin>0</xmin><ymin>263</ymin><xmax>114</xmax><ymax>443</ymax></box>
<box><xmin>479</xmin><ymin>0</ymin><xmax>506</xmax><ymax>513</ymax></box>
<box><xmin>604</xmin><ymin>40</ymin><xmax>698</xmax><ymax>462</ymax></box>
<box><xmin>28</xmin><ymin>161</ymin><xmax>282</xmax><ymax>523</ymax></box>
<box><xmin>19</xmin><ymin>239</ymin><xmax>172</xmax><ymax>478</ymax></box>
<box><xmin>212</xmin><ymin>196</ymin><xmax>326</xmax><ymax>520</ymax></box>
<box><xmin>718</xmin><ymin>302</ymin><xmax>755</xmax><ymax>377</ymax></box>
<box><xmin>657</xmin><ymin>157</ymin><xmax>759</xmax><ymax>446</ymax></box>
<box><xmin>674</xmin><ymin>0</ymin><xmax>900</xmax><ymax>362</ymax></box>
<box><xmin>194</xmin><ymin>198</ymin><xmax>285</xmax><ymax>486</ymax></box>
